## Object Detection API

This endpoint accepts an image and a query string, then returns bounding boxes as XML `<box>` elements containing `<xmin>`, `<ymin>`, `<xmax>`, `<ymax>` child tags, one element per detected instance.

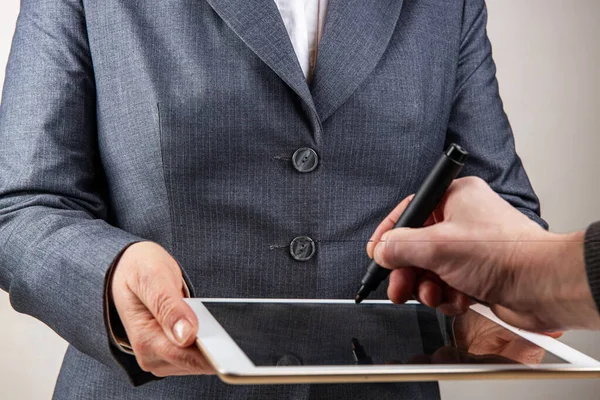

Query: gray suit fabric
<box><xmin>0</xmin><ymin>0</ymin><xmax>545</xmax><ymax>398</ymax></box>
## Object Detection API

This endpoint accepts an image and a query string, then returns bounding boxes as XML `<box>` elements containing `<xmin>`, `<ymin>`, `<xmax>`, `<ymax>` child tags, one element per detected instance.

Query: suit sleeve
<box><xmin>0</xmin><ymin>0</ymin><xmax>153</xmax><ymax>385</ymax></box>
<box><xmin>446</xmin><ymin>0</ymin><xmax>547</xmax><ymax>228</ymax></box>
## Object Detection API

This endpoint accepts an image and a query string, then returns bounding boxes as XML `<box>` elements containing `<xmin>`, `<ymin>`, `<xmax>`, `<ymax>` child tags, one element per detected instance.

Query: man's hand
<box><xmin>368</xmin><ymin>176</ymin><xmax>599</xmax><ymax>331</ymax></box>
<box><xmin>111</xmin><ymin>242</ymin><xmax>214</xmax><ymax>377</ymax></box>
<box><xmin>367</xmin><ymin>191</ymin><xmax>471</xmax><ymax>317</ymax></box>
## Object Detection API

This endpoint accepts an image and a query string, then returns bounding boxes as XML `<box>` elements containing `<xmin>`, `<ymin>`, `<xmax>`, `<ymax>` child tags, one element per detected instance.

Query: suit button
<box><xmin>289</xmin><ymin>236</ymin><xmax>316</xmax><ymax>261</ymax></box>
<box><xmin>292</xmin><ymin>147</ymin><xmax>319</xmax><ymax>173</ymax></box>
<box><xmin>276</xmin><ymin>354</ymin><xmax>303</xmax><ymax>366</ymax></box>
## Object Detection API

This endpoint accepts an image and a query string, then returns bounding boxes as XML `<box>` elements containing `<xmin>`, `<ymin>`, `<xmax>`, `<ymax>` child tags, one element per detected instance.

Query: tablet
<box><xmin>185</xmin><ymin>298</ymin><xmax>600</xmax><ymax>384</ymax></box>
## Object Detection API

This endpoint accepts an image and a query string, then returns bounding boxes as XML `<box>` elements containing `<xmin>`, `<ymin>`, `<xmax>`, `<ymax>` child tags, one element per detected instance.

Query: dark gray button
<box><xmin>292</xmin><ymin>147</ymin><xmax>319</xmax><ymax>173</ymax></box>
<box><xmin>276</xmin><ymin>354</ymin><xmax>303</xmax><ymax>366</ymax></box>
<box><xmin>289</xmin><ymin>236</ymin><xmax>316</xmax><ymax>261</ymax></box>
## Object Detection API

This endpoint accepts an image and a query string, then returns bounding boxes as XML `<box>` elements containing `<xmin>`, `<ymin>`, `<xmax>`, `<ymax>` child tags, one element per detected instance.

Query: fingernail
<box><xmin>173</xmin><ymin>319</ymin><xmax>192</xmax><ymax>345</ymax></box>
<box><xmin>381</xmin><ymin>232</ymin><xmax>389</xmax><ymax>242</ymax></box>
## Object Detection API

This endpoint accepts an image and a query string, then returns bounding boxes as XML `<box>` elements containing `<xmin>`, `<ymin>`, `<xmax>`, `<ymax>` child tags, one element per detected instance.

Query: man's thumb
<box><xmin>374</xmin><ymin>225</ymin><xmax>443</xmax><ymax>272</ymax></box>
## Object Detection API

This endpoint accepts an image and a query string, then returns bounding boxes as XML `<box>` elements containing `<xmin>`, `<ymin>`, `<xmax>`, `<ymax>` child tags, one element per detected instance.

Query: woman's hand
<box><xmin>111</xmin><ymin>242</ymin><xmax>214</xmax><ymax>377</ymax></box>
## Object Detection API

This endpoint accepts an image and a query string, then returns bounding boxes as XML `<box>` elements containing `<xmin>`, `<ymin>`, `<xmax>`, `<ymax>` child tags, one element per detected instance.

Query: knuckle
<box><xmin>179</xmin><ymin>352</ymin><xmax>203</xmax><ymax>371</ymax></box>
<box><xmin>154</xmin><ymin>291</ymin><xmax>177</xmax><ymax>325</ymax></box>
<box><xmin>162</xmin><ymin>345</ymin><xmax>179</xmax><ymax>361</ymax></box>
<box><xmin>131</xmin><ymin>335</ymin><xmax>153</xmax><ymax>357</ymax></box>
<box><xmin>414</xmin><ymin>238</ymin><xmax>438</xmax><ymax>265</ymax></box>
<box><xmin>166</xmin><ymin>347</ymin><xmax>198</xmax><ymax>370</ymax></box>
<box><xmin>136</xmin><ymin>356</ymin><xmax>156</xmax><ymax>373</ymax></box>
<box><xmin>387</xmin><ymin>235</ymin><xmax>409</xmax><ymax>266</ymax></box>
<box><xmin>133</xmin><ymin>338</ymin><xmax>172</xmax><ymax>373</ymax></box>
<box><xmin>152</xmin><ymin>369</ymin><xmax>172</xmax><ymax>378</ymax></box>
<box><xmin>430</xmin><ymin>225</ymin><xmax>452</xmax><ymax>248</ymax></box>
<box><xmin>153</xmin><ymin>337</ymin><xmax>173</xmax><ymax>357</ymax></box>
<box><xmin>387</xmin><ymin>286</ymin><xmax>400</xmax><ymax>304</ymax></box>
<box><xmin>136</xmin><ymin>266</ymin><xmax>157</xmax><ymax>293</ymax></box>
<box><xmin>385</xmin><ymin>241</ymin><xmax>400</xmax><ymax>264</ymax></box>
<box><xmin>145</xmin><ymin>361</ymin><xmax>173</xmax><ymax>377</ymax></box>
<box><xmin>377</xmin><ymin>240</ymin><xmax>393</xmax><ymax>265</ymax></box>
<box><xmin>465</xmin><ymin>176</ymin><xmax>486</xmax><ymax>189</ymax></box>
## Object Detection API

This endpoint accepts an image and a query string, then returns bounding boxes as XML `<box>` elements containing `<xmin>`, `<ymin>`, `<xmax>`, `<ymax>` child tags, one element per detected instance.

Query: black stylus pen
<box><xmin>355</xmin><ymin>143</ymin><xmax>468</xmax><ymax>304</ymax></box>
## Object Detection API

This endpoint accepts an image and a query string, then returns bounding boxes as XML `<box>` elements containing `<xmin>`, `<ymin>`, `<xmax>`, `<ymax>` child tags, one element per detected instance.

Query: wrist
<box><xmin>522</xmin><ymin>230</ymin><xmax>599</xmax><ymax>330</ymax></box>
<box><xmin>105</xmin><ymin>242</ymin><xmax>141</xmax><ymax>355</ymax></box>
<box><xmin>552</xmin><ymin>231</ymin><xmax>600</xmax><ymax>329</ymax></box>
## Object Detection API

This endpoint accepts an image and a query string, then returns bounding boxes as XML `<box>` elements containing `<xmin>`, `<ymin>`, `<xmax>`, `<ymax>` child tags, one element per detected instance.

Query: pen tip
<box><xmin>355</xmin><ymin>285</ymin><xmax>369</xmax><ymax>304</ymax></box>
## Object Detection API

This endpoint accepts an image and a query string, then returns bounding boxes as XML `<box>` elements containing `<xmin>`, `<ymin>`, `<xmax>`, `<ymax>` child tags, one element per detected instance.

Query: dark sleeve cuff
<box><xmin>584</xmin><ymin>222</ymin><xmax>600</xmax><ymax>313</ymax></box>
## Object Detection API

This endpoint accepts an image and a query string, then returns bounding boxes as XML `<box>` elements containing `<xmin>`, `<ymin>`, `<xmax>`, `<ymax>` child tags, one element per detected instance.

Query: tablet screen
<box><xmin>203</xmin><ymin>302</ymin><xmax>567</xmax><ymax>367</ymax></box>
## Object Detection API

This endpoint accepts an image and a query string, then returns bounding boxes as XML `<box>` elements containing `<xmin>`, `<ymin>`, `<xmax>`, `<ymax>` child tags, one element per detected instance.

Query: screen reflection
<box><xmin>203</xmin><ymin>302</ymin><xmax>565</xmax><ymax>367</ymax></box>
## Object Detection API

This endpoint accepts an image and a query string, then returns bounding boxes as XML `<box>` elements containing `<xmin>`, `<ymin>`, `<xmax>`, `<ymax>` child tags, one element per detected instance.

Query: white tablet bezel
<box><xmin>185</xmin><ymin>298</ymin><xmax>600</xmax><ymax>384</ymax></box>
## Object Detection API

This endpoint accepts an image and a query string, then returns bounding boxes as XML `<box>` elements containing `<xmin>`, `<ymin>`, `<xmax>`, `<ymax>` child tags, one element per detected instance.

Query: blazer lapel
<box><xmin>205</xmin><ymin>0</ymin><xmax>316</xmax><ymax>114</ymax></box>
<box><xmin>311</xmin><ymin>0</ymin><xmax>405</xmax><ymax>122</ymax></box>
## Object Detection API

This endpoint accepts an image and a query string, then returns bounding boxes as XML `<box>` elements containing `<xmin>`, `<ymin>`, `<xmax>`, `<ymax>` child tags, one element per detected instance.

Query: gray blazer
<box><xmin>0</xmin><ymin>0</ymin><xmax>545</xmax><ymax>398</ymax></box>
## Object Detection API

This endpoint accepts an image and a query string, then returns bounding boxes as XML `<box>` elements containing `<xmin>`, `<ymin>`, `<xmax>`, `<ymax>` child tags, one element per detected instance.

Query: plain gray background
<box><xmin>1</xmin><ymin>0</ymin><xmax>599</xmax><ymax>398</ymax></box>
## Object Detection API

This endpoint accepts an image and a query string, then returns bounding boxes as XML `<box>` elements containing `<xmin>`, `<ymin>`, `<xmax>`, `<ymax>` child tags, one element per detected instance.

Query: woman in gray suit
<box><xmin>0</xmin><ymin>0</ymin><xmax>548</xmax><ymax>398</ymax></box>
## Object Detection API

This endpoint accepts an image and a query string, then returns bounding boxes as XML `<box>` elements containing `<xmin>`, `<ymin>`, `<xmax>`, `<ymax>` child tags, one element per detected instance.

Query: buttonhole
<box><xmin>269</xmin><ymin>244</ymin><xmax>287</xmax><ymax>250</ymax></box>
